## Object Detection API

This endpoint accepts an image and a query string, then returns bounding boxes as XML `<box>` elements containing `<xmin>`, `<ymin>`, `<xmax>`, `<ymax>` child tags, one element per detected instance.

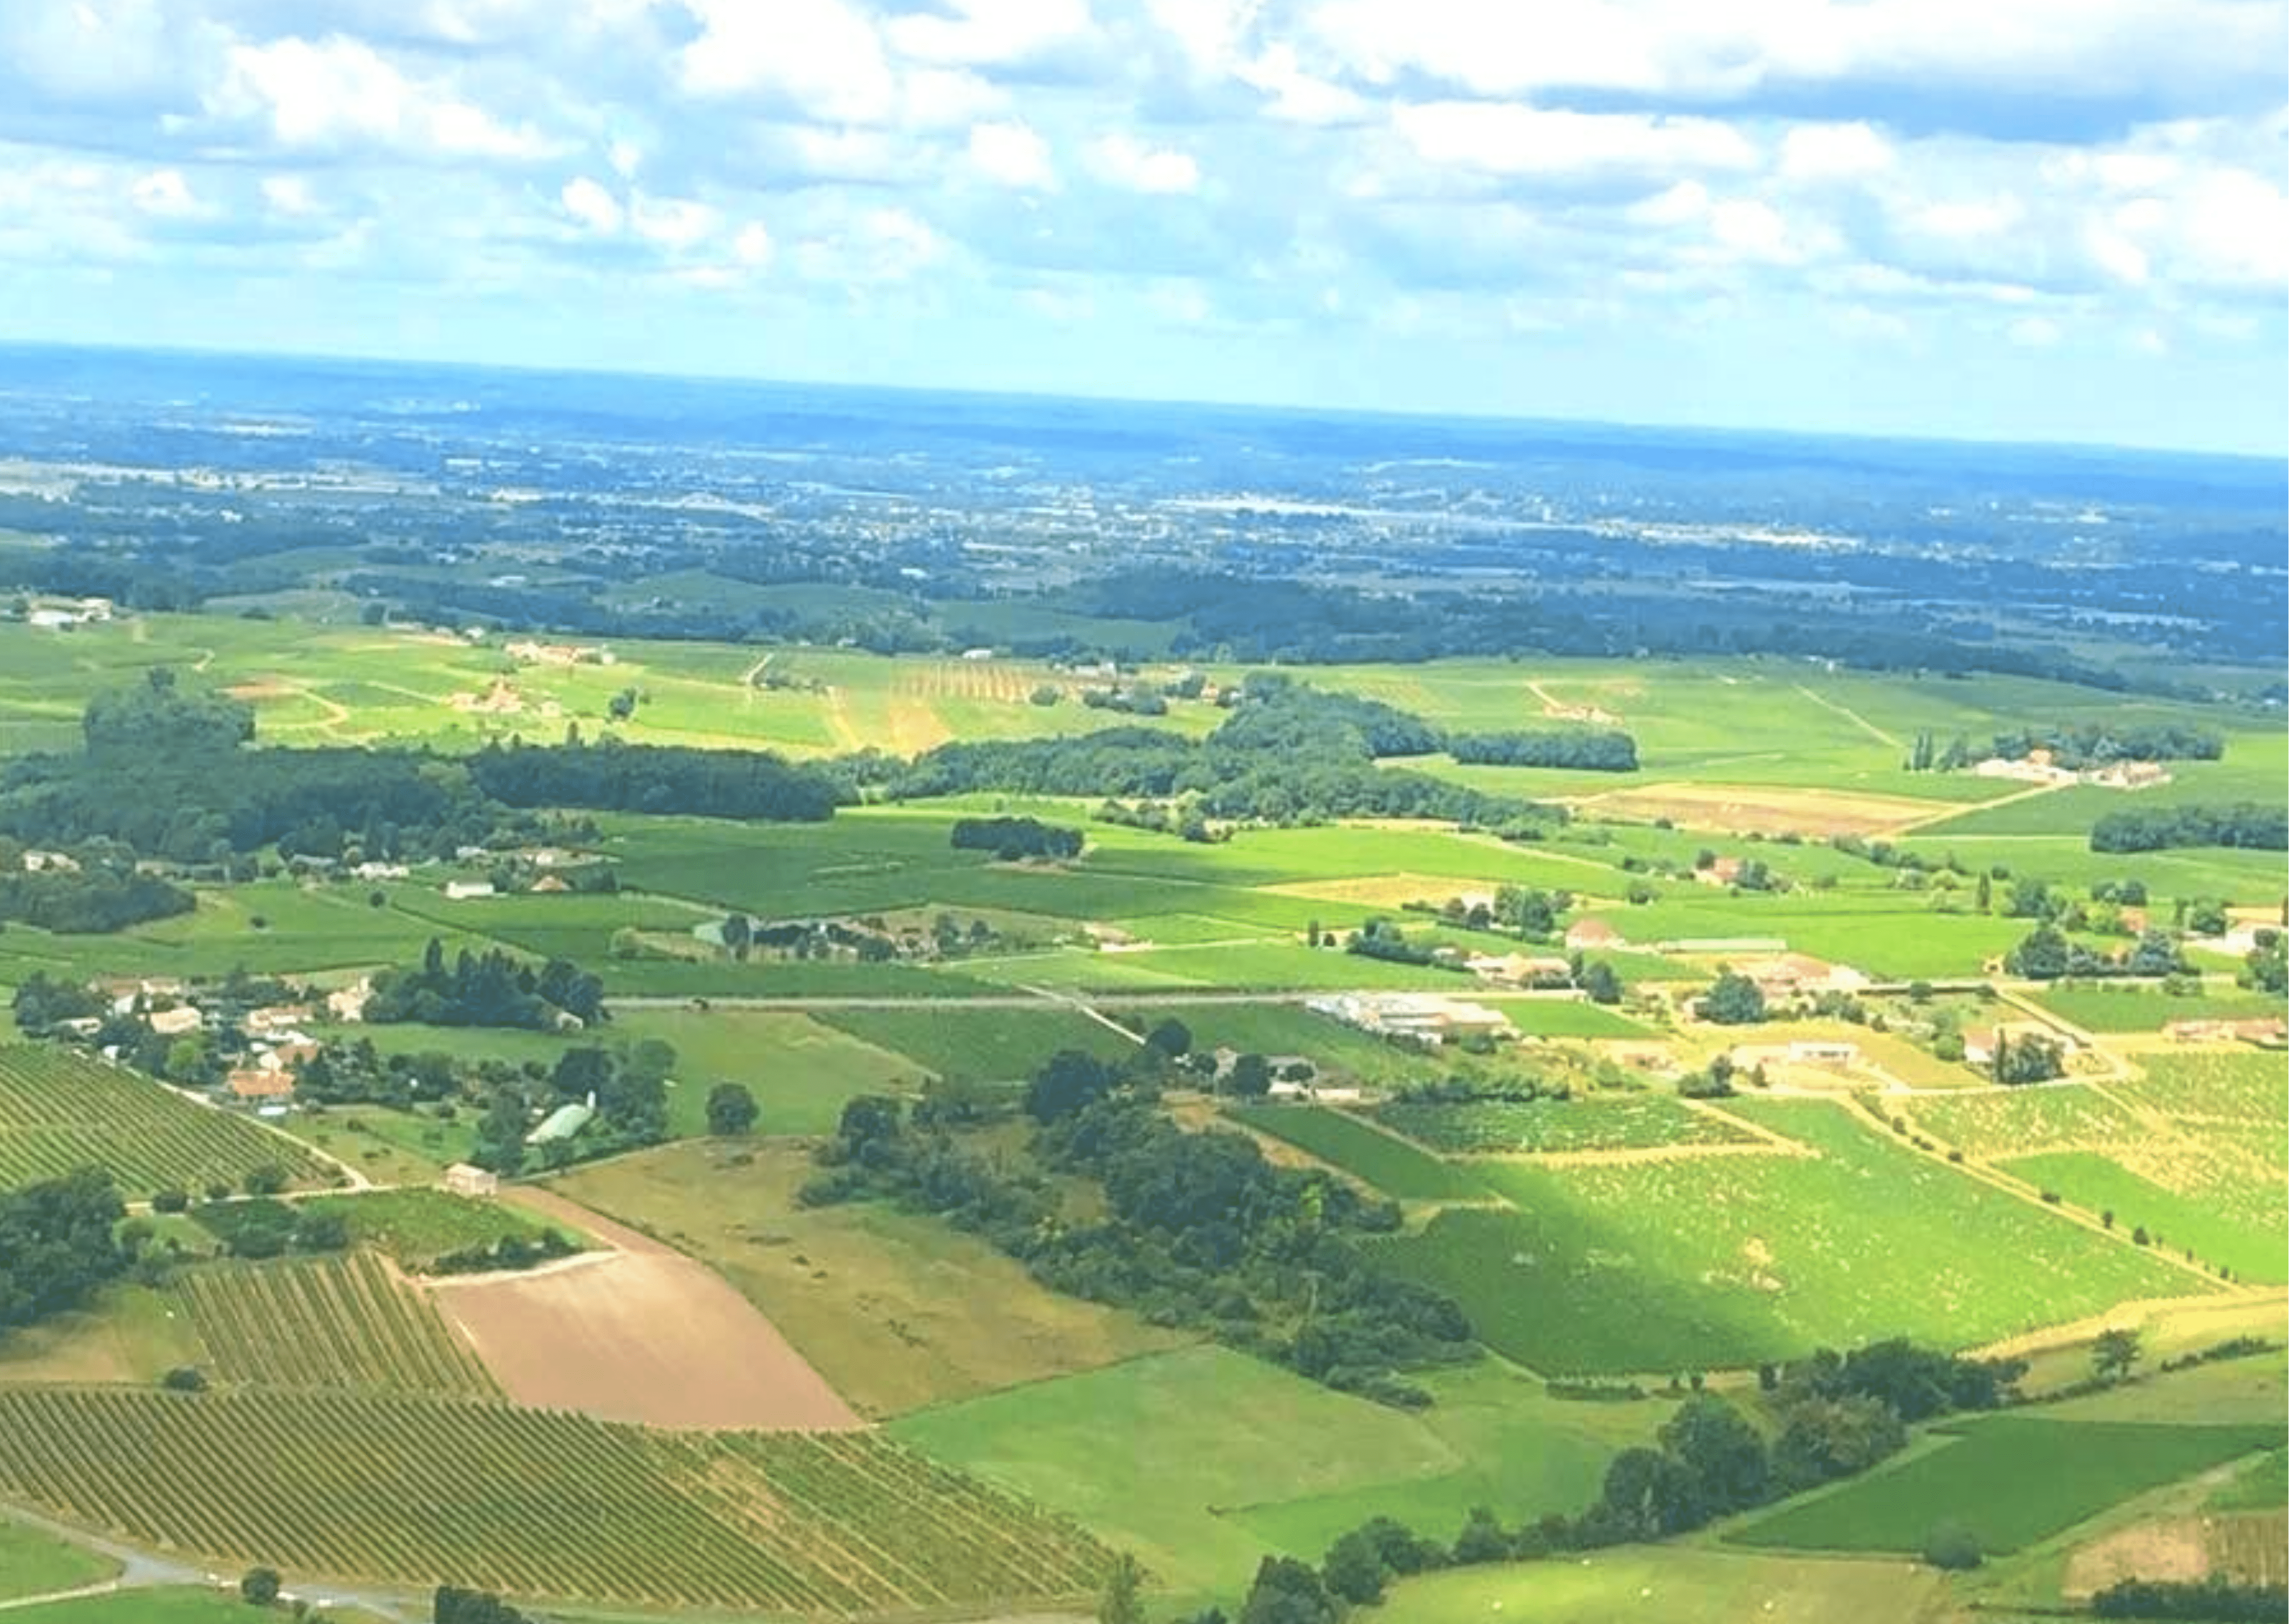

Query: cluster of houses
<box><xmin>20</xmin><ymin>596</ymin><xmax>114</xmax><ymax>630</ymax></box>
<box><xmin>504</xmin><ymin>640</ymin><xmax>615</xmax><ymax>667</ymax></box>
<box><xmin>71</xmin><ymin>981</ymin><xmax>326</xmax><ymax>1114</ymax></box>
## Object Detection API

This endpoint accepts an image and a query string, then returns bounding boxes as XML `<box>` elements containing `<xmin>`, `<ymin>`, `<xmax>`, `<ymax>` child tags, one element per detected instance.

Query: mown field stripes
<box><xmin>172</xmin><ymin>1253</ymin><xmax>497</xmax><ymax>1397</ymax></box>
<box><xmin>0</xmin><ymin>1387</ymin><xmax>1113</xmax><ymax>1616</ymax></box>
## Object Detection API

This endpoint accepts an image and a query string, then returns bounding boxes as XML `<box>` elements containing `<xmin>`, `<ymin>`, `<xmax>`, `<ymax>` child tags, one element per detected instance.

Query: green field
<box><xmin>2127</xmin><ymin>1051</ymin><xmax>2287</xmax><ymax>1122</ymax></box>
<box><xmin>610</xmin><ymin>1008</ymin><xmax>929</xmax><ymax>1135</ymax></box>
<box><xmin>1378</xmin><ymin>1546</ymin><xmax>1946</xmax><ymax>1624</ymax></box>
<box><xmin>2028</xmin><ymin>984</ymin><xmax>2287</xmax><ymax>1032</ymax></box>
<box><xmin>0</xmin><ymin>1592</ymin><xmax>313</xmax><ymax>1624</ymax></box>
<box><xmin>1903</xmin><ymin>1085</ymin><xmax>2145</xmax><ymax>1159</ymax></box>
<box><xmin>549</xmin><ymin>1140</ymin><xmax>1191</xmax><ymax>1418</ymax></box>
<box><xmin>1998</xmin><ymin>1150</ymin><xmax>2286</xmax><ymax>1283</ymax></box>
<box><xmin>813</xmin><ymin>1006</ymin><xmax>1138</xmax><ymax>1082</ymax></box>
<box><xmin>0</xmin><ymin>1515</ymin><xmax>116</xmax><ymax>1602</ymax></box>
<box><xmin>888</xmin><ymin>1346</ymin><xmax>1471</xmax><ymax>1595</ymax></box>
<box><xmin>171</xmin><ymin>1252</ymin><xmax>499</xmax><ymax>1396</ymax></box>
<box><xmin>0</xmin><ymin>1046</ymin><xmax>335</xmax><ymax>1198</ymax></box>
<box><xmin>298</xmin><ymin>1190</ymin><xmax>575</xmax><ymax>1271</ymax></box>
<box><xmin>0</xmin><ymin>1386</ymin><xmax>1111</xmax><ymax>1614</ymax></box>
<box><xmin>1378</xmin><ymin>1100</ymin><xmax>2203</xmax><ymax>1374</ymax></box>
<box><xmin>1729</xmin><ymin>1417</ymin><xmax>2280</xmax><ymax>1555</ymax></box>
<box><xmin>1374</xmin><ymin>1096</ymin><xmax>1759</xmax><ymax>1154</ymax></box>
<box><xmin>1227</xmin><ymin>1106</ymin><xmax>1487</xmax><ymax>1200</ymax></box>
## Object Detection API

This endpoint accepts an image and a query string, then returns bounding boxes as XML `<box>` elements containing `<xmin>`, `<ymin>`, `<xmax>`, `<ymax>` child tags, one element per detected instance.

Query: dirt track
<box><xmin>426</xmin><ymin>1187</ymin><xmax>860</xmax><ymax>1431</ymax></box>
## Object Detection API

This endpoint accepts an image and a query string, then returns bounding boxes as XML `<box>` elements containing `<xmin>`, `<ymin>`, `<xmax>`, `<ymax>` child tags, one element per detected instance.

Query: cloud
<box><xmin>208</xmin><ymin>33</ymin><xmax>559</xmax><ymax>158</ymax></box>
<box><xmin>1390</xmin><ymin>101</ymin><xmax>1757</xmax><ymax>181</ymax></box>
<box><xmin>677</xmin><ymin>0</ymin><xmax>897</xmax><ymax>123</ymax></box>
<box><xmin>131</xmin><ymin>168</ymin><xmax>204</xmax><ymax>218</ymax></box>
<box><xmin>1780</xmin><ymin>120</ymin><xmax>1894</xmax><ymax>181</ymax></box>
<box><xmin>885</xmin><ymin>0</ymin><xmax>1096</xmax><ymax>67</ymax></box>
<box><xmin>561</xmin><ymin>175</ymin><xmax>624</xmax><ymax>234</ymax></box>
<box><xmin>2007</xmin><ymin>314</ymin><xmax>2062</xmax><ymax>346</ymax></box>
<box><xmin>967</xmin><ymin>120</ymin><xmax>1057</xmax><ymax>189</ymax></box>
<box><xmin>1090</xmin><ymin>132</ymin><xmax>1200</xmax><ymax>193</ymax></box>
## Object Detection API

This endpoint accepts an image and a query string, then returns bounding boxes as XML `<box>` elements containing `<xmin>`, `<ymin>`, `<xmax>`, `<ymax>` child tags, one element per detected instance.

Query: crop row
<box><xmin>173</xmin><ymin>1253</ymin><xmax>497</xmax><ymax>1398</ymax></box>
<box><xmin>0</xmin><ymin>1387</ymin><xmax>1112</xmax><ymax>1615</ymax></box>
<box><xmin>0</xmin><ymin>1046</ymin><xmax>330</xmax><ymax>1197</ymax></box>
<box><xmin>2130</xmin><ymin>1052</ymin><xmax>2287</xmax><ymax>1125</ymax></box>
<box><xmin>1901</xmin><ymin>1084</ymin><xmax>2142</xmax><ymax>1160</ymax></box>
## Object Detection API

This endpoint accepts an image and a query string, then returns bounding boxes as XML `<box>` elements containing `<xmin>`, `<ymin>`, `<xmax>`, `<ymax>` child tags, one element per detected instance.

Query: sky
<box><xmin>0</xmin><ymin>1</ymin><xmax>2285</xmax><ymax>456</ymax></box>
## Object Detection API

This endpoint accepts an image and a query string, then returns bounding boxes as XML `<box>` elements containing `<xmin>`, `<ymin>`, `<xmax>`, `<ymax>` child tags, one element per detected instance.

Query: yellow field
<box><xmin>1568</xmin><ymin>781</ymin><xmax>1960</xmax><ymax>836</ymax></box>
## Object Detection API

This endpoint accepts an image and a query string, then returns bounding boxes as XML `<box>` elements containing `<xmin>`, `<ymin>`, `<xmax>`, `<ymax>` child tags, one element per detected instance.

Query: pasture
<box><xmin>1728</xmin><ymin>1417</ymin><xmax>2280</xmax><ymax>1556</ymax></box>
<box><xmin>0</xmin><ymin>1515</ymin><xmax>116</xmax><ymax>1602</ymax></box>
<box><xmin>1377</xmin><ymin>1546</ymin><xmax>1946</xmax><ymax>1624</ymax></box>
<box><xmin>1226</xmin><ymin>1106</ymin><xmax>1487</xmax><ymax>1200</ymax></box>
<box><xmin>549</xmin><ymin>1140</ymin><xmax>1190</xmax><ymax>1418</ymax></box>
<box><xmin>171</xmin><ymin>1252</ymin><xmax>497</xmax><ymax>1397</ymax></box>
<box><xmin>2028</xmin><ymin>983</ymin><xmax>2288</xmax><ymax>1032</ymax></box>
<box><xmin>0</xmin><ymin>1046</ymin><xmax>334</xmax><ymax>1198</ymax></box>
<box><xmin>611</xmin><ymin>1008</ymin><xmax>928</xmax><ymax>1136</ymax></box>
<box><xmin>1377</xmin><ymin>1100</ymin><xmax>2204</xmax><ymax>1374</ymax></box>
<box><xmin>813</xmin><ymin>1006</ymin><xmax>1137</xmax><ymax>1082</ymax></box>
<box><xmin>0</xmin><ymin>1387</ymin><xmax>1113</xmax><ymax>1615</ymax></box>
<box><xmin>296</xmin><ymin>1189</ymin><xmax>576</xmax><ymax>1270</ymax></box>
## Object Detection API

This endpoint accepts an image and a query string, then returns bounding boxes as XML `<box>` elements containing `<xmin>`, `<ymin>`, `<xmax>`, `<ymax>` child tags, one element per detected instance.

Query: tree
<box><xmin>706</xmin><ymin>1082</ymin><xmax>759</xmax><ymax>1136</ymax></box>
<box><xmin>1599</xmin><ymin>1446</ymin><xmax>1707</xmax><ymax>1536</ymax></box>
<box><xmin>721</xmin><ymin>913</ymin><xmax>752</xmax><ymax>959</ymax></box>
<box><xmin>1240</xmin><ymin>1557</ymin><xmax>1338</xmax><ymax>1624</ymax></box>
<box><xmin>1097</xmin><ymin>1552</ymin><xmax>1146</xmax><ymax>1624</ymax></box>
<box><xmin>1697</xmin><ymin>969</ymin><xmax>1766</xmax><ymax>1025</ymax></box>
<box><xmin>1027</xmin><ymin>1050</ymin><xmax>1117</xmax><ymax>1122</ymax></box>
<box><xmin>162</xmin><ymin>1365</ymin><xmax>207</xmax><ymax>1392</ymax></box>
<box><xmin>1145</xmin><ymin>1018</ymin><xmax>1193</xmax><ymax>1060</ymax></box>
<box><xmin>2004</xmin><ymin>923</ymin><xmax>2071</xmax><ymax>979</ymax></box>
<box><xmin>1320</xmin><ymin>1529</ymin><xmax>1387</xmax><ymax>1605</ymax></box>
<box><xmin>241</xmin><ymin>1567</ymin><xmax>283</xmax><ymax>1605</ymax></box>
<box><xmin>1228</xmin><ymin>1052</ymin><xmax>1273</xmax><ymax>1098</ymax></box>
<box><xmin>1449</xmin><ymin>1505</ymin><xmax>1511</xmax><ymax>1564</ymax></box>
<box><xmin>1922</xmin><ymin>1523</ymin><xmax>1983</xmax><ymax>1571</ymax></box>
<box><xmin>2092</xmin><ymin>1326</ymin><xmax>2142</xmax><ymax>1383</ymax></box>
<box><xmin>1659</xmin><ymin>1393</ymin><xmax>1769</xmax><ymax>1512</ymax></box>
<box><xmin>243</xmin><ymin>1163</ymin><xmax>288</xmax><ymax>1197</ymax></box>
<box><xmin>1579</xmin><ymin>960</ymin><xmax>1623</xmax><ymax>1005</ymax></box>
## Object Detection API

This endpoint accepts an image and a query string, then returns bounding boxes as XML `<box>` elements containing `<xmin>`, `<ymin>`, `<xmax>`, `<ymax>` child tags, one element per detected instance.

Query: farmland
<box><xmin>295</xmin><ymin>1190</ymin><xmax>577</xmax><ymax>1271</ymax></box>
<box><xmin>2027</xmin><ymin>983</ymin><xmax>2288</xmax><ymax>1032</ymax></box>
<box><xmin>0</xmin><ymin>1047</ymin><xmax>334</xmax><ymax>1198</ymax></box>
<box><xmin>0</xmin><ymin>1387</ymin><xmax>1113</xmax><ymax>1614</ymax></box>
<box><xmin>1373</xmin><ymin>1095</ymin><xmax>1761</xmax><ymax>1155</ymax></box>
<box><xmin>171</xmin><ymin>1253</ymin><xmax>497</xmax><ymax>1397</ymax></box>
<box><xmin>1728</xmin><ymin>1417</ymin><xmax>2280</xmax><ymax>1556</ymax></box>
<box><xmin>1377</xmin><ymin>1101</ymin><xmax>2206</xmax><ymax>1374</ymax></box>
<box><xmin>1227</xmin><ymin>1105</ymin><xmax>1489</xmax><ymax>1199</ymax></box>
<box><xmin>0</xmin><ymin>1515</ymin><xmax>116</xmax><ymax>1602</ymax></box>
<box><xmin>1377</xmin><ymin>1546</ymin><xmax>1948</xmax><ymax>1624</ymax></box>
<box><xmin>1997</xmin><ymin>1151</ymin><xmax>2286</xmax><ymax>1283</ymax></box>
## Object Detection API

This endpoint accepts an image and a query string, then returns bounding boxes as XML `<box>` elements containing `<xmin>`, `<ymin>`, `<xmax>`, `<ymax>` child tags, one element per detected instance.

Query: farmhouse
<box><xmin>352</xmin><ymin>861</ymin><xmax>410</xmax><ymax>881</ymax></box>
<box><xmin>326</xmin><ymin>981</ymin><xmax>372</xmax><ymax>1022</ymax></box>
<box><xmin>2083</xmin><ymin>761</ymin><xmax>2171</xmax><ymax>789</ymax></box>
<box><xmin>443</xmin><ymin>879</ymin><xmax>497</xmax><ymax>901</ymax></box>
<box><xmin>1696</xmin><ymin>857</ymin><xmax>1743</xmax><ymax>886</ymax></box>
<box><xmin>227</xmin><ymin>1069</ymin><xmax>294</xmax><ymax>1101</ymax></box>
<box><xmin>1737</xmin><ymin>954</ymin><xmax>1873</xmax><ymax>998</ymax></box>
<box><xmin>1962</xmin><ymin>1023</ymin><xmax>2079</xmax><ymax>1069</ymax></box>
<box><xmin>1564</xmin><ymin>917</ymin><xmax>1626</xmax><ymax>951</ymax></box>
<box><xmin>20</xmin><ymin>849</ymin><xmax>79</xmax><ymax>873</ymax></box>
<box><xmin>245</xmin><ymin>1004</ymin><xmax>313</xmax><ymax>1034</ymax></box>
<box><xmin>531</xmin><ymin>874</ymin><xmax>572</xmax><ymax>894</ymax></box>
<box><xmin>146</xmin><ymin>1005</ymin><xmax>204</xmax><ymax>1037</ymax></box>
<box><xmin>1465</xmin><ymin>952</ymin><xmax>1574</xmax><ymax>987</ymax></box>
<box><xmin>443</xmin><ymin>1163</ymin><xmax>500</xmax><ymax>1198</ymax></box>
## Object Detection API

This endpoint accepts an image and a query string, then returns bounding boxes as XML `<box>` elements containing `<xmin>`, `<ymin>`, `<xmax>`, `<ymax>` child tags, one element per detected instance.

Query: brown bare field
<box><xmin>1566</xmin><ymin>781</ymin><xmax>1956</xmax><ymax>836</ymax></box>
<box><xmin>426</xmin><ymin>1187</ymin><xmax>860</xmax><ymax>1431</ymax></box>
<box><xmin>1266</xmin><ymin>872</ymin><xmax>1473</xmax><ymax>907</ymax></box>
<box><xmin>2068</xmin><ymin>1510</ymin><xmax>2287</xmax><ymax>1595</ymax></box>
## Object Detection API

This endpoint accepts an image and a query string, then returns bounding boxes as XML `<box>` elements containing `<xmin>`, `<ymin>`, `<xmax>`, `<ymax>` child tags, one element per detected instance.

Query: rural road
<box><xmin>607</xmin><ymin>987</ymin><xmax>1593</xmax><ymax>1011</ymax></box>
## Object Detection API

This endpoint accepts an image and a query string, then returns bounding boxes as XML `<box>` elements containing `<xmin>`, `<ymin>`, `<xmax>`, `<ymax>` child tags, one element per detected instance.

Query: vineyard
<box><xmin>2126</xmin><ymin>1052</ymin><xmax>2288</xmax><ymax>1124</ymax></box>
<box><xmin>172</xmin><ymin>1253</ymin><xmax>497</xmax><ymax>1397</ymax></box>
<box><xmin>1226</xmin><ymin>1105</ymin><xmax>1486</xmax><ymax>1199</ymax></box>
<box><xmin>1900</xmin><ymin>1084</ymin><xmax>2143</xmax><ymax>1160</ymax></box>
<box><xmin>0</xmin><ymin>1046</ymin><xmax>331</xmax><ymax>1197</ymax></box>
<box><xmin>0</xmin><ymin>1387</ymin><xmax>1113</xmax><ymax>1614</ymax></box>
<box><xmin>1373</xmin><ymin>1096</ymin><xmax>1759</xmax><ymax>1155</ymax></box>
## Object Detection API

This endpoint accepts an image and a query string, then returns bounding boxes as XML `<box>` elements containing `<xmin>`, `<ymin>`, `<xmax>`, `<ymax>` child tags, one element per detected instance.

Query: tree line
<box><xmin>2089</xmin><ymin>803</ymin><xmax>2286</xmax><ymax>853</ymax></box>
<box><xmin>950</xmin><ymin>816</ymin><xmax>1085</xmax><ymax>860</ymax></box>
<box><xmin>367</xmin><ymin>940</ymin><xmax>606</xmax><ymax>1032</ymax></box>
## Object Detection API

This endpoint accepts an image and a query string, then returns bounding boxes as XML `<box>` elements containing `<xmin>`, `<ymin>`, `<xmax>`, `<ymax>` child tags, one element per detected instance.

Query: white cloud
<box><xmin>130</xmin><ymin>168</ymin><xmax>202</xmax><ymax>218</ymax></box>
<box><xmin>1144</xmin><ymin>0</ymin><xmax>1261</xmax><ymax>74</ymax></box>
<box><xmin>1391</xmin><ymin>100</ymin><xmax>1757</xmax><ymax>180</ymax></box>
<box><xmin>1091</xmin><ymin>133</ymin><xmax>1200</xmax><ymax>194</ymax></box>
<box><xmin>1899</xmin><ymin>193</ymin><xmax>2026</xmax><ymax>241</ymax></box>
<box><xmin>900</xmin><ymin>67</ymin><xmax>1006</xmax><ymax>129</ymax></box>
<box><xmin>885</xmin><ymin>0</ymin><xmax>1095</xmax><ymax>67</ymax></box>
<box><xmin>209</xmin><ymin>34</ymin><xmax>556</xmax><ymax>159</ymax></box>
<box><xmin>677</xmin><ymin>0</ymin><xmax>896</xmax><ymax>124</ymax></box>
<box><xmin>967</xmin><ymin>120</ymin><xmax>1056</xmax><ymax>190</ymax></box>
<box><xmin>2007</xmin><ymin>314</ymin><xmax>2062</xmax><ymax>346</ymax></box>
<box><xmin>733</xmin><ymin>221</ymin><xmax>773</xmax><ymax>266</ymax></box>
<box><xmin>631</xmin><ymin>193</ymin><xmax>718</xmax><ymax>251</ymax></box>
<box><xmin>1780</xmin><ymin>121</ymin><xmax>1894</xmax><ymax>182</ymax></box>
<box><xmin>561</xmin><ymin>176</ymin><xmax>624</xmax><ymax>234</ymax></box>
<box><xmin>1236</xmin><ymin>42</ymin><xmax>1369</xmax><ymax>125</ymax></box>
<box><xmin>261</xmin><ymin>174</ymin><xmax>318</xmax><ymax>215</ymax></box>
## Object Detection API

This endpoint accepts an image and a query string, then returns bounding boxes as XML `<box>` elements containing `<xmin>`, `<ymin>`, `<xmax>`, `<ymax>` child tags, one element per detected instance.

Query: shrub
<box><xmin>1921</xmin><ymin>1522</ymin><xmax>1982</xmax><ymax>1571</ymax></box>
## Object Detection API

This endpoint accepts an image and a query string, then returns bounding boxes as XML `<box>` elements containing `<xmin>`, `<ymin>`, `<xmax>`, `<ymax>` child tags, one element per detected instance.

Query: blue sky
<box><xmin>0</xmin><ymin>0</ymin><xmax>2284</xmax><ymax>454</ymax></box>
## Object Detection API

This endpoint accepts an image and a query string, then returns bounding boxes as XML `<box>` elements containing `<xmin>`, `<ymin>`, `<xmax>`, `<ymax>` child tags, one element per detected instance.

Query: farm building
<box><xmin>443</xmin><ymin>879</ymin><xmax>497</xmax><ymax>901</ymax></box>
<box><xmin>530</xmin><ymin>874</ymin><xmax>572</xmax><ymax>894</ymax></box>
<box><xmin>245</xmin><ymin>1005</ymin><xmax>314</xmax><ymax>1034</ymax></box>
<box><xmin>528</xmin><ymin>1096</ymin><xmax>596</xmax><ymax>1146</ymax></box>
<box><xmin>1564</xmin><ymin>918</ymin><xmax>1626</xmax><ymax>951</ymax></box>
<box><xmin>1696</xmin><ymin>857</ymin><xmax>1744</xmax><ymax>886</ymax></box>
<box><xmin>1466</xmin><ymin>953</ymin><xmax>1573</xmax><ymax>987</ymax></box>
<box><xmin>1962</xmin><ymin>1023</ymin><xmax>2080</xmax><ymax>1069</ymax></box>
<box><xmin>325</xmin><ymin>981</ymin><xmax>372</xmax><ymax>1022</ymax></box>
<box><xmin>443</xmin><ymin>1163</ymin><xmax>500</xmax><ymax>1198</ymax></box>
<box><xmin>1267</xmin><ymin>1080</ymin><xmax>1365</xmax><ymax>1104</ymax></box>
<box><xmin>146</xmin><ymin>1005</ymin><xmax>204</xmax><ymax>1037</ymax></box>
<box><xmin>352</xmin><ymin>861</ymin><xmax>410</xmax><ymax>881</ymax></box>
<box><xmin>1737</xmin><ymin>954</ymin><xmax>1873</xmax><ymax>997</ymax></box>
<box><xmin>20</xmin><ymin>850</ymin><xmax>79</xmax><ymax>873</ymax></box>
<box><xmin>2164</xmin><ymin>1017</ymin><xmax>2289</xmax><ymax>1046</ymax></box>
<box><xmin>1731</xmin><ymin>1040</ymin><xmax>1861</xmax><ymax>1069</ymax></box>
<box><xmin>1307</xmin><ymin>993</ymin><xmax>1516</xmax><ymax>1046</ymax></box>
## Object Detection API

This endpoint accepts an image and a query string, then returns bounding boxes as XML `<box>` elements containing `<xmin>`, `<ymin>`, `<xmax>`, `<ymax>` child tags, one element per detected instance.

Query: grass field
<box><xmin>0</xmin><ymin>1284</ymin><xmax>206</xmax><ymax>1387</ymax></box>
<box><xmin>172</xmin><ymin>1252</ymin><xmax>498</xmax><ymax>1396</ymax></box>
<box><xmin>1373</xmin><ymin>1096</ymin><xmax>1759</xmax><ymax>1154</ymax></box>
<box><xmin>812</xmin><ymin>1006</ymin><xmax>1138</xmax><ymax>1082</ymax></box>
<box><xmin>297</xmin><ymin>1190</ymin><xmax>575</xmax><ymax>1271</ymax></box>
<box><xmin>0</xmin><ymin>1386</ymin><xmax>1112</xmax><ymax>1615</ymax></box>
<box><xmin>1378</xmin><ymin>1546</ymin><xmax>1946</xmax><ymax>1624</ymax></box>
<box><xmin>1377</xmin><ymin>1100</ymin><xmax>2203</xmax><ymax>1374</ymax></box>
<box><xmin>1227</xmin><ymin>1106</ymin><xmax>1488</xmax><ymax>1200</ymax></box>
<box><xmin>887</xmin><ymin>1345</ymin><xmax>1467</xmax><ymax>1596</ymax></box>
<box><xmin>0</xmin><ymin>1046</ymin><xmax>334</xmax><ymax>1198</ymax></box>
<box><xmin>610</xmin><ymin>1008</ymin><xmax>928</xmax><ymax>1136</ymax></box>
<box><xmin>0</xmin><ymin>1592</ymin><xmax>317</xmax><ymax>1624</ymax></box>
<box><xmin>0</xmin><ymin>1515</ymin><xmax>117</xmax><ymax>1602</ymax></box>
<box><xmin>1728</xmin><ymin>1417</ymin><xmax>2280</xmax><ymax>1555</ymax></box>
<box><xmin>548</xmin><ymin>1140</ymin><xmax>1190</xmax><ymax>1418</ymax></box>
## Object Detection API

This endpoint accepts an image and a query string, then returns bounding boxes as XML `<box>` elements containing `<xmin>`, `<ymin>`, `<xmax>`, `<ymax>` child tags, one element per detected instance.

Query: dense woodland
<box><xmin>367</xmin><ymin>940</ymin><xmax>607</xmax><ymax>1032</ymax></box>
<box><xmin>2089</xmin><ymin>802</ymin><xmax>2287</xmax><ymax>853</ymax></box>
<box><xmin>0</xmin><ymin>1170</ymin><xmax>131</xmax><ymax>1335</ymax></box>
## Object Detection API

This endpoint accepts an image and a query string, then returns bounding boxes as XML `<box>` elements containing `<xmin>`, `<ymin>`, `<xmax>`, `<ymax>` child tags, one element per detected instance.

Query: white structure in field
<box><xmin>1307</xmin><ymin>993</ymin><xmax>1515</xmax><ymax>1046</ymax></box>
